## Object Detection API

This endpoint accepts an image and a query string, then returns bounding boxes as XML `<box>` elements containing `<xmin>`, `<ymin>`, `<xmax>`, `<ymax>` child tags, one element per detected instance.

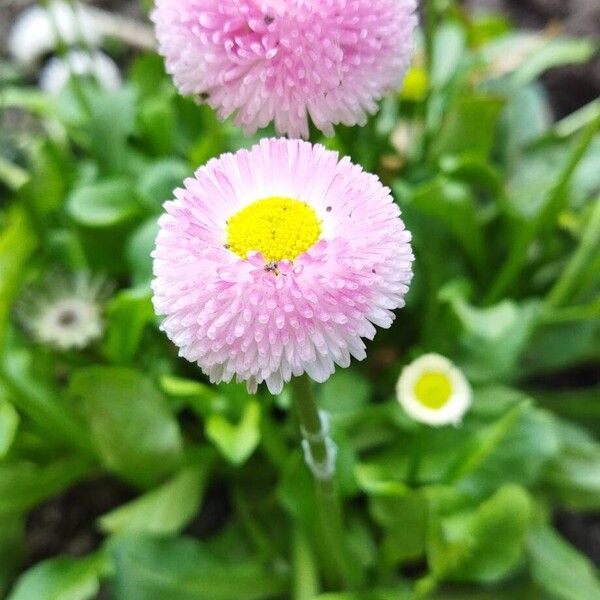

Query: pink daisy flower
<box><xmin>152</xmin><ymin>138</ymin><xmax>414</xmax><ymax>394</ymax></box>
<box><xmin>152</xmin><ymin>0</ymin><xmax>417</xmax><ymax>138</ymax></box>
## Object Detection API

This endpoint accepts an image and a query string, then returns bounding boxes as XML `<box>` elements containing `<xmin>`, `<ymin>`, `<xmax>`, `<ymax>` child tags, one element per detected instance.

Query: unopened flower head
<box><xmin>40</xmin><ymin>50</ymin><xmax>122</xmax><ymax>95</ymax></box>
<box><xmin>18</xmin><ymin>272</ymin><xmax>109</xmax><ymax>351</ymax></box>
<box><xmin>8</xmin><ymin>1</ymin><xmax>101</xmax><ymax>68</ymax></box>
<box><xmin>396</xmin><ymin>353</ymin><xmax>472</xmax><ymax>427</ymax></box>
<box><xmin>152</xmin><ymin>138</ymin><xmax>413</xmax><ymax>394</ymax></box>
<box><xmin>152</xmin><ymin>0</ymin><xmax>417</xmax><ymax>138</ymax></box>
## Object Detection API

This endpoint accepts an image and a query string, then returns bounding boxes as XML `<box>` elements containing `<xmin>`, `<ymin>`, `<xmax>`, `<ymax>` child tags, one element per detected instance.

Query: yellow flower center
<box><xmin>413</xmin><ymin>372</ymin><xmax>453</xmax><ymax>410</ymax></box>
<box><xmin>226</xmin><ymin>196</ymin><xmax>321</xmax><ymax>263</ymax></box>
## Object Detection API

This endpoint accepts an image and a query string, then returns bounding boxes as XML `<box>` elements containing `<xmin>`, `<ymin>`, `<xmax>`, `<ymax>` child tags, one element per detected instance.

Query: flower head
<box><xmin>8</xmin><ymin>1</ymin><xmax>101</xmax><ymax>68</ymax></box>
<box><xmin>396</xmin><ymin>354</ymin><xmax>472</xmax><ymax>427</ymax></box>
<box><xmin>18</xmin><ymin>272</ymin><xmax>109</xmax><ymax>351</ymax></box>
<box><xmin>40</xmin><ymin>50</ymin><xmax>121</xmax><ymax>95</ymax></box>
<box><xmin>152</xmin><ymin>0</ymin><xmax>417</xmax><ymax>138</ymax></box>
<box><xmin>152</xmin><ymin>138</ymin><xmax>413</xmax><ymax>394</ymax></box>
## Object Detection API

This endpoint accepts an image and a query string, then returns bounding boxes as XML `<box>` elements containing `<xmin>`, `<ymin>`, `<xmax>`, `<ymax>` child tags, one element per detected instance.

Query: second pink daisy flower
<box><xmin>152</xmin><ymin>0</ymin><xmax>417</xmax><ymax>138</ymax></box>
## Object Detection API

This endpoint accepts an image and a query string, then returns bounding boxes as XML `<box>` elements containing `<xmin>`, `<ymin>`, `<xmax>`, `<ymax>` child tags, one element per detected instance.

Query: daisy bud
<box><xmin>396</xmin><ymin>354</ymin><xmax>472</xmax><ymax>427</ymax></box>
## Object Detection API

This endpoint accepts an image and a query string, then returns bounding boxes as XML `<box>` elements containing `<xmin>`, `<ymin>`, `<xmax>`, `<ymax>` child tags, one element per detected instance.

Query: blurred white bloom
<box><xmin>39</xmin><ymin>50</ymin><xmax>122</xmax><ymax>94</ymax></box>
<box><xmin>18</xmin><ymin>272</ymin><xmax>110</xmax><ymax>351</ymax></box>
<box><xmin>8</xmin><ymin>0</ymin><xmax>101</xmax><ymax>68</ymax></box>
<box><xmin>396</xmin><ymin>353</ymin><xmax>472</xmax><ymax>427</ymax></box>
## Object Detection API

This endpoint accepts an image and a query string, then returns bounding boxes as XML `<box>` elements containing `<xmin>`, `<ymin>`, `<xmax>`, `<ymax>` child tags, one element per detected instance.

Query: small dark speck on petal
<box><xmin>264</xmin><ymin>15</ymin><xmax>274</xmax><ymax>25</ymax></box>
<box><xmin>326</xmin><ymin>206</ymin><xmax>332</xmax><ymax>212</ymax></box>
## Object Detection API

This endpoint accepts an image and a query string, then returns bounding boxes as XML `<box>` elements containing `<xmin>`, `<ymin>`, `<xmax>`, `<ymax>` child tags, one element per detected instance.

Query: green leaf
<box><xmin>354</xmin><ymin>462</ymin><xmax>409</xmax><ymax>497</ymax></box>
<box><xmin>430</xmin><ymin>22</ymin><xmax>466</xmax><ymax>90</ymax></box>
<box><xmin>205</xmin><ymin>399</ymin><xmax>261</xmax><ymax>466</ymax></box>
<box><xmin>7</xmin><ymin>552</ymin><xmax>108</xmax><ymax>600</ymax></box>
<box><xmin>0</xmin><ymin>156</ymin><xmax>28</xmax><ymax>191</ymax></box>
<box><xmin>502</xmin><ymin>84</ymin><xmax>552</xmax><ymax>162</ymax></box>
<box><xmin>0</xmin><ymin>457</ymin><xmax>91</xmax><ymax>515</ymax></box>
<box><xmin>0</xmin><ymin>208</ymin><xmax>36</xmax><ymax>346</ymax></box>
<box><xmin>110</xmin><ymin>535</ymin><xmax>288</xmax><ymax>600</ymax></box>
<box><xmin>319</xmin><ymin>370</ymin><xmax>371</xmax><ymax>417</ymax></box>
<box><xmin>67</xmin><ymin>178</ymin><xmax>141</xmax><ymax>228</ymax></box>
<box><xmin>480</xmin><ymin>33</ymin><xmax>596</xmax><ymax>85</ymax></box>
<box><xmin>0</xmin><ymin>397</ymin><xmax>19</xmax><ymax>458</ymax></box>
<box><xmin>129</xmin><ymin>54</ymin><xmax>169</xmax><ymax>99</ymax></box>
<box><xmin>571</xmin><ymin>137</ymin><xmax>600</xmax><ymax>208</ymax></box>
<box><xmin>137</xmin><ymin>98</ymin><xmax>177</xmax><ymax>156</ymax></box>
<box><xmin>88</xmin><ymin>86</ymin><xmax>137</xmax><ymax>174</ymax></box>
<box><xmin>316</xmin><ymin>593</ymin><xmax>410</xmax><ymax>600</ymax></box>
<box><xmin>136</xmin><ymin>159</ymin><xmax>189</xmax><ymax>211</ymax></box>
<box><xmin>543</xmin><ymin>422</ymin><xmax>600</xmax><ymax>510</ymax></box>
<box><xmin>512</xmin><ymin>37</ymin><xmax>597</xmax><ymax>87</ymax></box>
<box><xmin>526</xmin><ymin>321</ymin><xmax>599</xmax><ymax>374</ymax></box>
<box><xmin>0</xmin><ymin>514</ymin><xmax>25</xmax><ymax>596</ymax></box>
<box><xmin>100</xmin><ymin>461</ymin><xmax>212</xmax><ymax>536</ymax></box>
<box><xmin>126</xmin><ymin>218</ymin><xmax>160</xmax><ymax>285</ymax></box>
<box><xmin>441</xmin><ymin>287</ymin><xmax>541</xmax><ymax>382</ymax></box>
<box><xmin>159</xmin><ymin>375</ymin><xmax>216</xmax><ymax>414</ymax></box>
<box><xmin>70</xmin><ymin>367</ymin><xmax>183</xmax><ymax>487</ymax></box>
<box><xmin>457</xmin><ymin>403</ymin><xmax>559</xmax><ymax>496</ymax></box>
<box><xmin>439</xmin><ymin>155</ymin><xmax>503</xmax><ymax>198</ymax></box>
<box><xmin>1</xmin><ymin>351</ymin><xmax>93</xmax><ymax>455</ymax></box>
<box><xmin>527</xmin><ymin>526</ymin><xmax>600</xmax><ymax>600</ymax></box>
<box><xmin>428</xmin><ymin>485</ymin><xmax>532</xmax><ymax>583</ymax></box>
<box><xmin>103</xmin><ymin>287</ymin><xmax>155</xmax><ymax>365</ymax></box>
<box><xmin>505</xmin><ymin>141</ymin><xmax>571</xmax><ymax>221</ymax></box>
<box><xmin>405</xmin><ymin>177</ymin><xmax>487</xmax><ymax>271</ymax></box>
<box><xmin>433</xmin><ymin>95</ymin><xmax>505</xmax><ymax>160</ymax></box>
<box><xmin>20</xmin><ymin>140</ymin><xmax>70</xmax><ymax>214</ymax></box>
<box><xmin>369</xmin><ymin>490</ymin><xmax>428</xmax><ymax>564</ymax></box>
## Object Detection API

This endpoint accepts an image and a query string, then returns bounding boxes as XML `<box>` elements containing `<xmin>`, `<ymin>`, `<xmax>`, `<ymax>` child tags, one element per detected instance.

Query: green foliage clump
<box><xmin>0</xmin><ymin>4</ymin><xmax>599</xmax><ymax>599</ymax></box>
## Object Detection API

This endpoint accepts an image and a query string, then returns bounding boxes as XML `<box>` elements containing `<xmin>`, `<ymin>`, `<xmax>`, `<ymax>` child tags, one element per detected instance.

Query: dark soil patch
<box><xmin>465</xmin><ymin>0</ymin><xmax>600</xmax><ymax>118</ymax></box>
<box><xmin>24</xmin><ymin>476</ymin><xmax>134</xmax><ymax>567</ymax></box>
<box><xmin>555</xmin><ymin>511</ymin><xmax>600</xmax><ymax>567</ymax></box>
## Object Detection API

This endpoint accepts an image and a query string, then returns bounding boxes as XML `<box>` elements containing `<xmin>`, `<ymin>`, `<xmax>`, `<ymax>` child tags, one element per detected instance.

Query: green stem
<box><xmin>292</xmin><ymin>526</ymin><xmax>320</xmax><ymax>600</ymax></box>
<box><xmin>546</xmin><ymin>195</ymin><xmax>600</xmax><ymax>308</ymax></box>
<box><xmin>424</xmin><ymin>0</ymin><xmax>437</xmax><ymax>74</ymax></box>
<box><xmin>542</xmin><ymin>298</ymin><xmax>600</xmax><ymax>325</ymax></box>
<box><xmin>290</xmin><ymin>375</ymin><xmax>359</xmax><ymax>590</ymax></box>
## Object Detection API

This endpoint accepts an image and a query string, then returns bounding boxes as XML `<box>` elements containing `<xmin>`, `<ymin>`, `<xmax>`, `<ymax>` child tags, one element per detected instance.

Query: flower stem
<box><xmin>290</xmin><ymin>375</ymin><xmax>359</xmax><ymax>590</ymax></box>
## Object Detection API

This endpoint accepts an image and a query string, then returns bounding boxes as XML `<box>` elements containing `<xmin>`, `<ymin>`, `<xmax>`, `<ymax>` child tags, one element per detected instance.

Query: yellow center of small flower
<box><xmin>227</xmin><ymin>197</ymin><xmax>321</xmax><ymax>262</ymax></box>
<box><xmin>413</xmin><ymin>372</ymin><xmax>453</xmax><ymax>410</ymax></box>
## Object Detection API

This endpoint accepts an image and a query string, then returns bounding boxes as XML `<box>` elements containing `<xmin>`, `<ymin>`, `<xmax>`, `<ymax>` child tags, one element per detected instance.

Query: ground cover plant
<box><xmin>0</xmin><ymin>1</ymin><xmax>599</xmax><ymax>598</ymax></box>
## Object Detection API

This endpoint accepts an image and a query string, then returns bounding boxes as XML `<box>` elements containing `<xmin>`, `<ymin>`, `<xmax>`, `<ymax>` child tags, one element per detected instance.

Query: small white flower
<box><xmin>396</xmin><ymin>353</ymin><xmax>472</xmax><ymax>427</ymax></box>
<box><xmin>18</xmin><ymin>272</ymin><xmax>109</xmax><ymax>351</ymax></box>
<box><xmin>39</xmin><ymin>50</ymin><xmax>122</xmax><ymax>95</ymax></box>
<box><xmin>8</xmin><ymin>0</ymin><xmax>101</xmax><ymax>68</ymax></box>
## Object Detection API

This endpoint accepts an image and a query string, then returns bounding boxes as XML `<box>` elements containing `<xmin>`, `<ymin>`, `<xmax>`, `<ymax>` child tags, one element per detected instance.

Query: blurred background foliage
<box><xmin>0</xmin><ymin>0</ymin><xmax>599</xmax><ymax>598</ymax></box>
